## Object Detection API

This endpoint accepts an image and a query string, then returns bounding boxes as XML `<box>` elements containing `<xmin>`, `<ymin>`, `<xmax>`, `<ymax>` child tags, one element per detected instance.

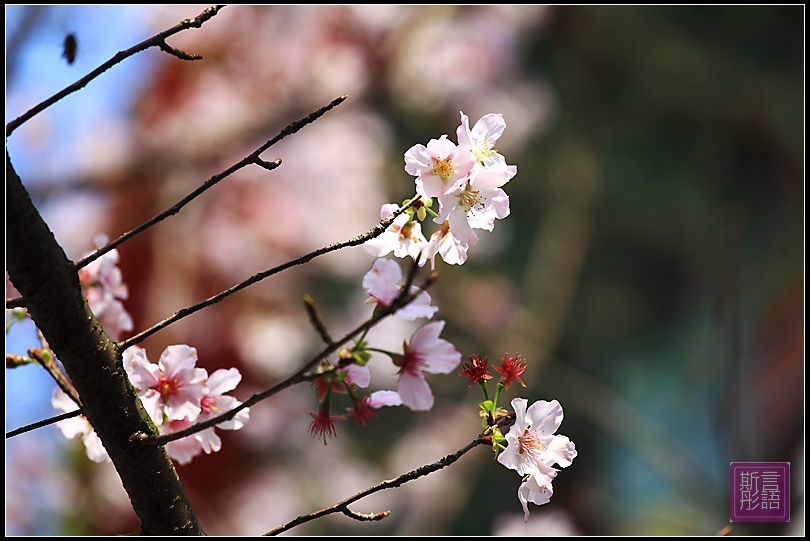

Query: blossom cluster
<box><xmin>310</xmin><ymin>114</ymin><xmax>577</xmax><ymax>518</ymax></box>
<box><xmin>77</xmin><ymin>237</ymin><xmax>133</xmax><ymax>341</ymax></box>
<box><xmin>308</xmin><ymin>113</ymin><xmax>517</xmax><ymax>440</ymax></box>
<box><xmin>458</xmin><ymin>353</ymin><xmax>577</xmax><ymax>520</ymax></box>
<box><xmin>53</xmin><ymin>344</ymin><xmax>249</xmax><ymax>465</ymax></box>
<box><xmin>307</xmin><ymin>257</ymin><xmax>462</xmax><ymax>443</ymax></box>
<box><xmin>364</xmin><ymin>111</ymin><xmax>517</xmax><ymax>269</ymax></box>
<box><xmin>51</xmin><ymin>239</ymin><xmax>248</xmax><ymax>466</ymax></box>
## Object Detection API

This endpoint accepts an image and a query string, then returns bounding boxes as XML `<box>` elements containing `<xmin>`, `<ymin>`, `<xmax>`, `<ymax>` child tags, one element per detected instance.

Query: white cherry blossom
<box><xmin>497</xmin><ymin>397</ymin><xmax>577</xmax><ymax>487</ymax></box>
<box><xmin>364</xmin><ymin>203</ymin><xmax>428</xmax><ymax>261</ymax></box>
<box><xmin>456</xmin><ymin>111</ymin><xmax>508</xmax><ymax>168</ymax></box>
<box><xmin>362</xmin><ymin>258</ymin><xmax>437</xmax><ymax>320</ymax></box>
<box><xmin>518</xmin><ymin>475</ymin><xmax>554</xmax><ymax>522</ymax></box>
<box><xmin>422</xmin><ymin>220</ymin><xmax>468</xmax><ymax>269</ymax></box>
<box><xmin>52</xmin><ymin>388</ymin><xmax>110</xmax><ymax>463</ymax></box>
<box><xmin>405</xmin><ymin>134</ymin><xmax>475</xmax><ymax>199</ymax></box>
<box><xmin>435</xmin><ymin>162</ymin><xmax>514</xmax><ymax>247</ymax></box>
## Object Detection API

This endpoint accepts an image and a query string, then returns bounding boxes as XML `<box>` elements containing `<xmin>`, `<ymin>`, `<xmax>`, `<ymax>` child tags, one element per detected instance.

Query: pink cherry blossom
<box><xmin>394</xmin><ymin>320</ymin><xmax>462</xmax><ymax>411</ymax></box>
<box><xmin>78</xmin><ymin>240</ymin><xmax>133</xmax><ymax>341</ymax></box>
<box><xmin>405</xmin><ymin>134</ymin><xmax>475</xmax><ymax>199</ymax></box>
<box><xmin>362</xmin><ymin>258</ymin><xmax>437</xmax><ymax>320</ymax></box>
<box><xmin>123</xmin><ymin>345</ymin><xmax>208</xmax><ymax>423</ymax></box>
<box><xmin>194</xmin><ymin>368</ymin><xmax>250</xmax><ymax>454</ymax></box>
<box><xmin>497</xmin><ymin>398</ymin><xmax>577</xmax><ymax>487</ymax></box>
<box><xmin>161</xmin><ymin>418</ymin><xmax>203</xmax><ymax>466</ymax></box>
<box><xmin>364</xmin><ymin>203</ymin><xmax>428</xmax><ymax>261</ymax></box>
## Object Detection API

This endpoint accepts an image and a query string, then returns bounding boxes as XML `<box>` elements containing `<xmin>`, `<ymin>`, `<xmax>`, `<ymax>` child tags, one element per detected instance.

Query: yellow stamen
<box><xmin>460</xmin><ymin>187</ymin><xmax>484</xmax><ymax>212</ymax></box>
<box><xmin>432</xmin><ymin>157</ymin><xmax>454</xmax><ymax>180</ymax></box>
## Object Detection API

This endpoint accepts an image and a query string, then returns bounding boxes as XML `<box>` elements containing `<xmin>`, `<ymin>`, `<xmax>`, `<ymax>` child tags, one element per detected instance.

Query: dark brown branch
<box><xmin>5</xmin><ymin>5</ymin><xmax>224</xmax><ymax>137</ymax></box>
<box><xmin>341</xmin><ymin>508</ymin><xmax>390</xmax><ymax>521</ymax></box>
<box><xmin>264</xmin><ymin>430</ymin><xmax>492</xmax><ymax>535</ymax></box>
<box><xmin>76</xmin><ymin>95</ymin><xmax>346</xmax><ymax>270</ymax></box>
<box><xmin>136</xmin><ymin>263</ymin><xmax>435</xmax><ymax>446</ymax></box>
<box><xmin>264</xmin><ymin>412</ymin><xmax>515</xmax><ymax>535</ymax></box>
<box><xmin>118</xmin><ymin>194</ymin><xmax>420</xmax><ymax>351</ymax></box>
<box><xmin>7</xmin><ymin>153</ymin><xmax>204</xmax><ymax>534</ymax></box>
<box><xmin>157</xmin><ymin>41</ymin><xmax>202</xmax><ymax>61</ymax></box>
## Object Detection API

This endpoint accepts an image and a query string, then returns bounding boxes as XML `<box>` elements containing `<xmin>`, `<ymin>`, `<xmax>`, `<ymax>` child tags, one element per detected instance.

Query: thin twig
<box><xmin>6</xmin><ymin>409</ymin><xmax>82</xmax><ymax>439</ymax></box>
<box><xmin>31</xmin><ymin>328</ymin><xmax>82</xmax><ymax>406</ymax></box>
<box><xmin>29</xmin><ymin>348</ymin><xmax>81</xmax><ymax>407</ymax></box>
<box><xmin>303</xmin><ymin>295</ymin><xmax>334</xmax><ymax>346</ymax></box>
<box><xmin>117</xmin><ymin>195</ymin><xmax>420</xmax><ymax>351</ymax></box>
<box><xmin>75</xmin><ymin>94</ymin><xmax>348</xmax><ymax>270</ymax></box>
<box><xmin>263</xmin><ymin>424</ymin><xmax>505</xmax><ymax>536</ymax></box>
<box><xmin>134</xmin><ymin>263</ymin><xmax>435</xmax><ymax>446</ymax></box>
<box><xmin>5</xmin><ymin>5</ymin><xmax>224</xmax><ymax>137</ymax></box>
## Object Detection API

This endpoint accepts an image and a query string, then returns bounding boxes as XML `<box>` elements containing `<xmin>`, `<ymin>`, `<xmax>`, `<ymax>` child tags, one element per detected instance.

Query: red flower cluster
<box><xmin>458</xmin><ymin>354</ymin><xmax>494</xmax><ymax>387</ymax></box>
<box><xmin>494</xmin><ymin>352</ymin><xmax>526</xmax><ymax>390</ymax></box>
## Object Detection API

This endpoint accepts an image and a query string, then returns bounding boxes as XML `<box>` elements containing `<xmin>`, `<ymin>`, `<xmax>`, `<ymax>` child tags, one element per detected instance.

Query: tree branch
<box><xmin>265</xmin><ymin>429</ymin><xmax>492</xmax><ymax>535</ymax></box>
<box><xmin>6</xmin><ymin>409</ymin><xmax>82</xmax><ymax>439</ymax></box>
<box><xmin>6</xmin><ymin>153</ymin><xmax>204</xmax><ymax>535</ymax></box>
<box><xmin>5</xmin><ymin>5</ymin><xmax>225</xmax><ymax>137</ymax></box>
<box><xmin>76</xmin><ymin>94</ymin><xmax>347</xmax><ymax>271</ymax></box>
<box><xmin>136</xmin><ymin>264</ymin><xmax>436</xmax><ymax>446</ymax></box>
<box><xmin>118</xmin><ymin>194</ymin><xmax>420</xmax><ymax>350</ymax></box>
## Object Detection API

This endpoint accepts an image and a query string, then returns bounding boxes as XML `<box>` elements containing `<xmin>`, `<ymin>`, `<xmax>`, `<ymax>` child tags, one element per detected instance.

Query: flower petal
<box><xmin>526</xmin><ymin>399</ymin><xmax>564</xmax><ymax>436</ymax></box>
<box><xmin>398</xmin><ymin>371</ymin><xmax>434</xmax><ymax>411</ymax></box>
<box><xmin>206</xmin><ymin>367</ymin><xmax>242</xmax><ymax>396</ymax></box>
<box><xmin>367</xmin><ymin>390</ymin><xmax>403</xmax><ymax>408</ymax></box>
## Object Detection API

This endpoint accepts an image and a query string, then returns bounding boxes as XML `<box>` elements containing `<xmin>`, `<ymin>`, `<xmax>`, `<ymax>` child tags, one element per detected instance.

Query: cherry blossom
<box><xmin>52</xmin><ymin>388</ymin><xmax>110</xmax><ymax>463</ymax></box>
<box><xmin>392</xmin><ymin>320</ymin><xmax>462</xmax><ymax>411</ymax></box>
<box><xmin>364</xmin><ymin>203</ymin><xmax>428</xmax><ymax>261</ymax></box>
<box><xmin>347</xmin><ymin>395</ymin><xmax>378</xmax><ymax>428</ymax></box>
<box><xmin>405</xmin><ymin>134</ymin><xmax>475</xmax><ymax>199</ymax></box>
<box><xmin>497</xmin><ymin>398</ymin><xmax>577</xmax><ymax>488</ymax></box>
<box><xmin>518</xmin><ymin>475</ymin><xmax>554</xmax><ymax>522</ymax></box>
<box><xmin>78</xmin><ymin>239</ymin><xmax>133</xmax><ymax>341</ymax></box>
<box><xmin>362</xmin><ymin>258</ymin><xmax>437</xmax><ymax>320</ymax></box>
<box><xmin>456</xmin><ymin>111</ymin><xmax>508</xmax><ymax>168</ymax></box>
<box><xmin>123</xmin><ymin>345</ymin><xmax>208</xmax><ymax>423</ymax></box>
<box><xmin>435</xmin><ymin>162</ymin><xmax>514</xmax><ymax>248</ymax></box>
<box><xmin>345</xmin><ymin>363</ymin><xmax>371</xmax><ymax>388</ymax></box>
<box><xmin>194</xmin><ymin>368</ymin><xmax>251</xmax><ymax>454</ymax></box>
<box><xmin>160</xmin><ymin>418</ymin><xmax>203</xmax><ymax>466</ymax></box>
<box><xmin>422</xmin><ymin>220</ymin><xmax>468</xmax><ymax>269</ymax></box>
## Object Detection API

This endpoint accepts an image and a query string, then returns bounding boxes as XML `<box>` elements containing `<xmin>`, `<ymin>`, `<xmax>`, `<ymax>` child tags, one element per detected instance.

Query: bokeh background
<box><xmin>5</xmin><ymin>5</ymin><xmax>804</xmax><ymax>536</ymax></box>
